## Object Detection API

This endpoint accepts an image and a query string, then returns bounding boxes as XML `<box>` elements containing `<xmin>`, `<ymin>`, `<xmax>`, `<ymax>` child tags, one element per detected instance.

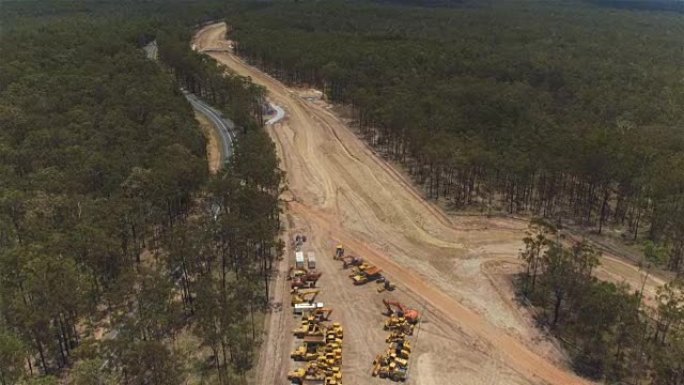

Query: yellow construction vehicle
<box><xmin>384</xmin><ymin>316</ymin><xmax>414</xmax><ymax>335</ymax></box>
<box><xmin>348</xmin><ymin>262</ymin><xmax>373</xmax><ymax>276</ymax></box>
<box><xmin>287</xmin><ymin>367</ymin><xmax>306</xmax><ymax>383</ymax></box>
<box><xmin>325</xmin><ymin>322</ymin><xmax>343</xmax><ymax>342</ymax></box>
<box><xmin>287</xmin><ymin>363</ymin><xmax>327</xmax><ymax>384</ymax></box>
<box><xmin>334</xmin><ymin>245</ymin><xmax>344</xmax><ymax>260</ymax></box>
<box><xmin>374</xmin><ymin>352</ymin><xmax>409</xmax><ymax>378</ymax></box>
<box><xmin>381</xmin><ymin>362</ymin><xmax>407</xmax><ymax>382</ymax></box>
<box><xmin>387</xmin><ymin>346</ymin><xmax>410</xmax><ymax>360</ymax></box>
<box><xmin>351</xmin><ymin>266</ymin><xmax>383</xmax><ymax>285</ymax></box>
<box><xmin>325</xmin><ymin>341</ymin><xmax>342</xmax><ymax>353</ymax></box>
<box><xmin>386</xmin><ymin>330</ymin><xmax>408</xmax><ymax>343</ymax></box>
<box><xmin>323</xmin><ymin>365</ymin><xmax>342</xmax><ymax>382</ymax></box>
<box><xmin>290</xmin><ymin>347</ymin><xmax>318</xmax><ymax>361</ymax></box>
<box><xmin>316</xmin><ymin>352</ymin><xmax>340</xmax><ymax>367</ymax></box>
<box><xmin>328</xmin><ymin>349</ymin><xmax>342</xmax><ymax>362</ymax></box>
<box><xmin>293</xmin><ymin>320</ymin><xmax>326</xmax><ymax>338</ymax></box>
<box><xmin>390</xmin><ymin>367</ymin><xmax>408</xmax><ymax>382</ymax></box>
<box><xmin>389</xmin><ymin>340</ymin><xmax>412</xmax><ymax>353</ymax></box>
<box><xmin>303</xmin><ymin>307</ymin><xmax>333</xmax><ymax>322</ymax></box>
<box><xmin>389</xmin><ymin>355</ymin><xmax>409</xmax><ymax>368</ymax></box>
<box><xmin>372</xmin><ymin>354</ymin><xmax>390</xmax><ymax>376</ymax></box>
<box><xmin>291</xmin><ymin>289</ymin><xmax>321</xmax><ymax>307</ymax></box>
<box><xmin>291</xmin><ymin>336</ymin><xmax>327</xmax><ymax>361</ymax></box>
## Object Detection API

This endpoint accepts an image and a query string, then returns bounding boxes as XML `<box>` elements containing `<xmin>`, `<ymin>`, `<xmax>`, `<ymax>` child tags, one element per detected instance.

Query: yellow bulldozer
<box><xmin>389</xmin><ymin>340</ymin><xmax>411</xmax><ymax>353</ymax></box>
<box><xmin>293</xmin><ymin>320</ymin><xmax>326</xmax><ymax>338</ymax></box>
<box><xmin>290</xmin><ymin>359</ymin><xmax>341</xmax><ymax>384</ymax></box>
<box><xmin>291</xmin><ymin>335</ymin><xmax>327</xmax><ymax>361</ymax></box>
<box><xmin>386</xmin><ymin>330</ymin><xmax>409</xmax><ymax>343</ymax></box>
<box><xmin>287</xmin><ymin>363</ymin><xmax>327</xmax><ymax>384</ymax></box>
<box><xmin>384</xmin><ymin>316</ymin><xmax>414</xmax><ymax>335</ymax></box>
<box><xmin>387</xmin><ymin>346</ymin><xmax>410</xmax><ymax>360</ymax></box>
<box><xmin>372</xmin><ymin>353</ymin><xmax>409</xmax><ymax>381</ymax></box>
<box><xmin>326</xmin><ymin>322</ymin><xmax>344</xmax><ymax>342</ymax></box>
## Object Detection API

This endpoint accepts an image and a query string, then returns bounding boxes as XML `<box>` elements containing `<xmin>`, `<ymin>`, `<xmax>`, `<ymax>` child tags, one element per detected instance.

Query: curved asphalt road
<box><xmin>183</xmin><ymin>90</ymin><xmax>236</xmax><ymax>165</ymax></box>
<box><xmin>266</xmin><ymin>102</ymin><xmax>285</xmax><ymax>125</ymax></box>
<box><xmin>144</xmin><ymin>41</ymin><xmax>236</xmax><ymax>167</ymax></box>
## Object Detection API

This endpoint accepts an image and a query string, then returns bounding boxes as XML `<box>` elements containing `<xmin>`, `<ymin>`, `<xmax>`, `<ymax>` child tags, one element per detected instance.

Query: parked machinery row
<box><xmin>287</xmin><ymin>236</ymin><xmax>343</xmax><ymax>385</ymax></box>
<box><xmin>334</xmin><ymin>243</ymin><xmax>421</xmax><ymax>383</ymax></box>
<box><xmin>373</xmin><ymin>300</ymin><xmax>421</xmax><ymax>382</ymax></box>
<box><xmin>288</xmin><ymin>307</ymin><xmax>345</xmax><ymax>385</ymax></box>
<box><xmin>334</xmin><ymin>245</ymin><xmax>396</xmax><ymax>291</ymax></box>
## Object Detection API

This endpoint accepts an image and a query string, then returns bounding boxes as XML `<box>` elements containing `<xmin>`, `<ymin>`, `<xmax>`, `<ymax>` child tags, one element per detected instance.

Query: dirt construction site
<box><xmin>193</xmin><ymin>23</ymin><xmax>666</xmax><ymax>385</ymax></box>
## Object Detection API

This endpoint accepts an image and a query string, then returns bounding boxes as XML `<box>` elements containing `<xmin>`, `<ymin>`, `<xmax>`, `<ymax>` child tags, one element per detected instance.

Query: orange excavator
<box><xmin>382</xmin><ymin>299</ymin><xmax>420</xmax><ymax>324</ymax></box>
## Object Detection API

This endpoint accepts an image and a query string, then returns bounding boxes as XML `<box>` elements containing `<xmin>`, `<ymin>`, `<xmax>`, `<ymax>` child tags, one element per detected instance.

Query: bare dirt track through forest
<box><xmin>193</xmin><ymin>22</ymin><xmax>662</xmax><ymax>385</ymax></box>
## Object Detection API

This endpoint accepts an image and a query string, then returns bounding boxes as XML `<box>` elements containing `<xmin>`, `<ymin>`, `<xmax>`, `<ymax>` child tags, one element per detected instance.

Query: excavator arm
<box><xmin>301</xmin><ymin>290</ymin><xmax>320</xmax><ymax>303</ymax></box>
<box><xmin>383</xmin><ymin>299</ymin><xmax>400</xmax><ymax>315</ymax></box>
<box><xmin>382</xmin><ymin>299</ymin><xmax>420</xmax><ymax>323</ymax></box>
<box><xmin>313</xmin><ymin>307</ymin><xmax>333</xmax><ymax>320</ymax></box>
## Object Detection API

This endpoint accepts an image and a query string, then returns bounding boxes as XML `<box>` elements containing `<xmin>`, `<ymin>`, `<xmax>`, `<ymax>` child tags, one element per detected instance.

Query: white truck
<box><xmin>295</xmin><ymin>251</ymin><xmax>305</xmax><ymax>269</ymax></box>
<box><xmin>293</xmin><ymin>302</ymin><xmax>325</xmax><ymax>315</ymax></box>
<box><xmin>307</xmin><ymin>252</ymin><xmax>316</xmax><ymax>270</ymax></box>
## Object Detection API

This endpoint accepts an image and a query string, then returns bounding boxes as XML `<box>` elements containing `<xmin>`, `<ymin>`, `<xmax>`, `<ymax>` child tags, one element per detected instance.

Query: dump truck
<box><xmin>351</xmin><ymin>266</ymin><xmax>383</xmax><ymax>285</ymax></box>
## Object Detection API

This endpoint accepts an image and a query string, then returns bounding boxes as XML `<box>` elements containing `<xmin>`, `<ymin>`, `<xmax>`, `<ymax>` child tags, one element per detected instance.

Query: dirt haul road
<box><xmin>191</xmin><ymin>22</ymin><xmax>663</xmax><ymax>385</ymax></box>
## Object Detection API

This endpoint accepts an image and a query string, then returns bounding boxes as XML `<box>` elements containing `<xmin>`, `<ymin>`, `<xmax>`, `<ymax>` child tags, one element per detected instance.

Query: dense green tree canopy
<box><xmin>228</xmin><ymin>0</ymin><xmax>684</xmax><ymax>272</ymax></box>
<box><xmin>0</xmin><ymin>1</ymin><xmax>281</xmax><ymax>384</ymax></box>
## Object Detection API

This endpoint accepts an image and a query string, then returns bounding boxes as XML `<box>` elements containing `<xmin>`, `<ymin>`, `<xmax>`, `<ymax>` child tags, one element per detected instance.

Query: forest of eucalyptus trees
<box><xmin>0</xmin><ymin>2</ymin><xmax>281</xmax><ymax>384</ymax></box>
<box><xmin>228</xmin><ymin>1</ymin><xmax>684</xmax><ymax>273</ymax></box>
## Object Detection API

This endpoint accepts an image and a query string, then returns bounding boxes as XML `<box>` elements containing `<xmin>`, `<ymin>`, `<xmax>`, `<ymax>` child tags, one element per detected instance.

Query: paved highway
<box><xmin>183</xmin><ymin>90</ymin><xmax>236</xmax><ymax>165</ymax></box>
<box><xmin>143</xmin><ymin>43</ymin><xmax>235</xmax><ymax>166</ymax></box>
